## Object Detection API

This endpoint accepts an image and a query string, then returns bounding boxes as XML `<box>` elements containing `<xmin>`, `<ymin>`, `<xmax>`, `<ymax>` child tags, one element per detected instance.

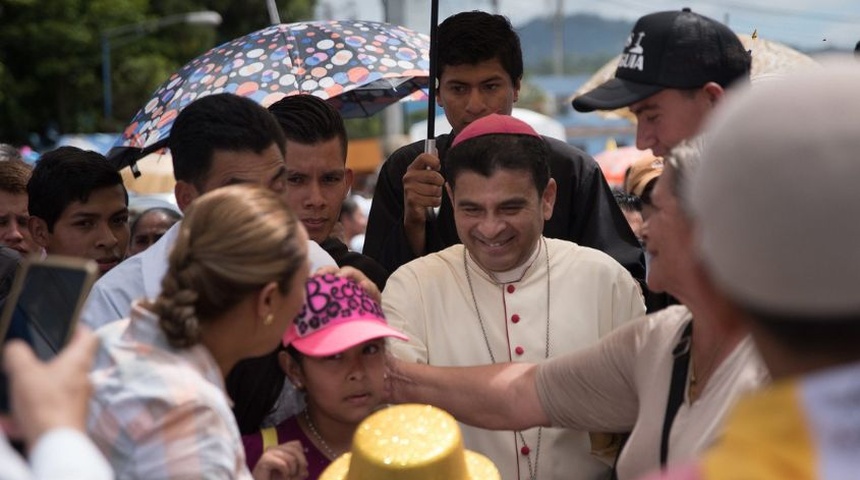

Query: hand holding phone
<box><xmin>2</xmin><ymin>327</ymin><xmax>99</xmax><ymax>447</ymax></box>
<box><xmin>0</xmin><ymin>256</ymin><xmax>98</xmax><ymax>414</ymax></box>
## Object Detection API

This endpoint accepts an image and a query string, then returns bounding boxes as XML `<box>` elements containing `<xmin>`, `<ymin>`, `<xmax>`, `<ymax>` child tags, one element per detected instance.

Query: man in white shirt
<box><xmin>82</xmin><ymin>94</ymin><xmax>335</xmax><ymax>330</ymax></box>
<box><xmin>383</xmin><ymin>114</ymin><xmax>645</xmax><ymax>480</ymax></box>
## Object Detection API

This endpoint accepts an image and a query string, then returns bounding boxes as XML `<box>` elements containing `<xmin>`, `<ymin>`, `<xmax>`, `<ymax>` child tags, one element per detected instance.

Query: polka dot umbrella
<box><xmin>109</xmin><ymin>20</ymin><xmax>430</xmax><ymax>171</ymax></box>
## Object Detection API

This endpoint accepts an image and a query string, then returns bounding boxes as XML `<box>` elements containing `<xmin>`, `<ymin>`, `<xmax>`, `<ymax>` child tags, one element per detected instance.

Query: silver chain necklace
<box><xmin>463</xmin><ymin>237</ymin><xmax>550</xmax><ymax>480</ymax></box>
<box><xmin>303</xmin><ymin>410</ymin><xmax>340</xmax><ymax>460</ymax></box>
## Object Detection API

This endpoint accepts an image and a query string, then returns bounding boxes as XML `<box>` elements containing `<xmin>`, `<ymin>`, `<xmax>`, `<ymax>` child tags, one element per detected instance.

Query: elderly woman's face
<box><xmin>641</xmin><ymin>165</ymin><xmax>695</xmax><ymax>295</ymax></box>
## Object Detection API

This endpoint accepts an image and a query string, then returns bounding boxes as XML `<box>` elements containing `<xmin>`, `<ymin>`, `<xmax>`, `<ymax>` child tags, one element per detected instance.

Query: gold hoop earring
<box><xmin>263</xmin><ymin>313</ymin><xmax>274</xmax><ymax>326</ymax></box>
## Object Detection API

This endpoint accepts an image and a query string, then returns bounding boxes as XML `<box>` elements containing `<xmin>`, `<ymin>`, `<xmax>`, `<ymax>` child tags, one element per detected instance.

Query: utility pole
<box><xmin>266</xmin><ymin>0</ymin><xmax>281</xmax><ymax>24</ymax></box>
<box><xmin>553</xmin><ymin>0</ymin><xmax>564</xmax><ymax>75</ymax></box>
<box><xmin>382</xmin><ymin>0</ymin><xmax>406</xmax><ymax>145</ymax></box>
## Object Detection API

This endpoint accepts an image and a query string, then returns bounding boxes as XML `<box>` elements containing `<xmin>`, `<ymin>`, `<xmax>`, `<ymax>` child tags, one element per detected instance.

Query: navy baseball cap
<box><xmin>572</xmin><ymin>8</ymin><xmax>751</xmax><ymax>112</ymax></box>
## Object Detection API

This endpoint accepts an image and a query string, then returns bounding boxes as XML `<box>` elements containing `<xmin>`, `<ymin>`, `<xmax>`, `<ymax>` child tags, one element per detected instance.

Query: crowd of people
<box><xmin>1</xmin><ymin>7</ymin><xmax>859</xmax><ymax>480</ymax></box>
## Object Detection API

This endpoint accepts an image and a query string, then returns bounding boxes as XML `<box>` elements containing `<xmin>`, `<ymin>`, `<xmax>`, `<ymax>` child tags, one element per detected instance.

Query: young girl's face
<box><xmin>285</xmin><ymin>339</ymin><xmax>387</xmax><ymax>425</ymax></box>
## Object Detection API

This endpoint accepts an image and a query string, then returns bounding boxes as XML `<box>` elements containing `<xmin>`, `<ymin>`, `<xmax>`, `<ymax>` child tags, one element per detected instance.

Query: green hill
<box><xmin>516</xmin><ymin>14</ymin><xmax>633</xmax><ymax>74</ymax></box>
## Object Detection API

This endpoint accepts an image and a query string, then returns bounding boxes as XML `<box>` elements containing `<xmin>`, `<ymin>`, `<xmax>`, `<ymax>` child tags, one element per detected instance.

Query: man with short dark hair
<box><xmin>82</xmin><ymin>94</ymin><xmax>335</xmax><ymax>330</ymax></box>
<box><xmin>268</xmin><ymin>95</ymin><xmax>388</xmax><ymax>289</ymax></box>
<box><xmin>572</xmin><ymin>8</ymin><xmax>751</xmax><ymax>157</ymax></box>
<box><xmin>384</xmin><ymin>114</ymin><xmax>644</xmax><ymax>480</ymax></box>
<box><xmin>27</xmin><ymin>147</ymin><xmax>129</xmax><ymax>275</ymax></box>
<box><xmin>365</xmin><ymin>10</ymin><xmax>644</xmax><ymax>284</ymax></box>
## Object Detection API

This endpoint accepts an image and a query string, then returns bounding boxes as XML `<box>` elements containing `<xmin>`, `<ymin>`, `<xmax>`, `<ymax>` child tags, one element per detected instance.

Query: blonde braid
<box><xmin>148</xmin><ymin>184</ymin><xmax>305</xmax><ymax>349</ymax></box>
<box><xmin>151</xmin><ymin>227</ymin><xmax>204</xmax><ymax>348</ymax></box>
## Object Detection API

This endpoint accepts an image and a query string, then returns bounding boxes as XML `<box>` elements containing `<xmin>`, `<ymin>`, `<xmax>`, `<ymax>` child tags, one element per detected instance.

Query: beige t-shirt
<box><xmin>536</xmin><ymin>305</ymin><xmax>769</xmax><ymax>480</ymax></box>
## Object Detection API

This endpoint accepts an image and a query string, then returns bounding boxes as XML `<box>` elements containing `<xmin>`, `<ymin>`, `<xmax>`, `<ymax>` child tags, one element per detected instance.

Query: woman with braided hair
<box><xmin>86</xmin><ymin>184</ymin><xmax>312</xmax><ymax>480</ymax></box>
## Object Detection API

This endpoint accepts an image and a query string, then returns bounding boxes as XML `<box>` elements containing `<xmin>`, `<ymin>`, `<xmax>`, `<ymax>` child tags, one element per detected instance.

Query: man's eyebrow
<box><xmin>223</xmin><ymin>177</ymin><xmax>250</xmax><ymax>186</ymax></box>
<box><xmin>69</xmin><ymin>212</ymin><xmax>100</xmax><ymax>220</ymax></box>
<box><xmin>498</xmin><ymin>198</ymin><xmax>528</xmax><ymax>208</ymax></box>
<box><xmin>270</xmin><ymin>166</ymin><xmax>287</xmax><ymax>181</ymax></box>
<box><xmin>630</xmin><ymin>103</ymin><xmax>658</xmax><ymax>115</ymax></box>
<box><xmin>455</xmin><ymin>199</ymin><xmax>482</xmax><ymax>208</ymax></box>
<box><xmin>110</xmin><ymin>206</ymin><xmax>130</xmax><ymax>218</ymax></box>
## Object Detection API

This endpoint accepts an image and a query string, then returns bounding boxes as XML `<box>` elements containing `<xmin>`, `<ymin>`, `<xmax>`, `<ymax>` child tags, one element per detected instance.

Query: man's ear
<box><xmin>512</xmin><ymin>76</ymin><xmax>523</xmax><ymax>103</ymax></box>
<box><xmin>344</xmin><ymin>168</ymin><xmax>354</xmax><ymax>197</ymax></box>
<box><xmin>541</xmin><ymin>178</ymin><xmax>557</xmax><ymax>221</ymax></box>
<box><xmin>702</xmin><ymin>82</ymin><xmax>725</xmax><ymax>106</ymax></box>
<box><xmin>174</xmin><ymin>180</ymin><xmax>198</xmax><ymax>213</ymax></box>
<box><xmin>28</xmin><ymin>216</ymin><xmax>50</xmax><ymax>249</ymax></box>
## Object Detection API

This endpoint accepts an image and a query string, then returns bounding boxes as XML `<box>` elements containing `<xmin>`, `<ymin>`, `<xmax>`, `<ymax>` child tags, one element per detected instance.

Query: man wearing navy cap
<box><xmin>572</xmin><ymin>9</ymin><xmax>751</xmax><ymax>157</ymax></box>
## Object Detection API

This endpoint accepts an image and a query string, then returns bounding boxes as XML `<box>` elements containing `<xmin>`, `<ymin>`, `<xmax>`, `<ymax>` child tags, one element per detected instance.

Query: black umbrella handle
<box><xmin>425</xmin><ymin>0</ymin><xmax>440</xmax><ymax>221</ymax></box>
<box><xmin>424</xmin><ymin>138</ymin><xmax>437</xmax><ymax>220</ymax></box>
<box><xmin>426</xmin><ymin>0</ymin><xmax>439</xmax><ymax>141</ymax></box>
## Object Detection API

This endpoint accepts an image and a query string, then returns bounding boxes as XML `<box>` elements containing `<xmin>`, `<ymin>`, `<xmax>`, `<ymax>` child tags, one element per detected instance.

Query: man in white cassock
<box><xmin>383</xmin><ymin>114</ymin><xmax>646</xmax><ymax>480</ymax></box>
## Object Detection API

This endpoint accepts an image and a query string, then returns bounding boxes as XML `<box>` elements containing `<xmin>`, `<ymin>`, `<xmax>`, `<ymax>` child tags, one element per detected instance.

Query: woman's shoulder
<box><xmin>635</xmin><ymin>305</ymin><xmax>693</xmax><ymax>346</ymax></box>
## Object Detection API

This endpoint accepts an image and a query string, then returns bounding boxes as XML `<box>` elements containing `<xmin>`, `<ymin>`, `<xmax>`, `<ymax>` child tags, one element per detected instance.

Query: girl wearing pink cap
<box><xmin>240</xmin><ymin>273</ymin><xmax>408</xmax><ymax>478</ymax></box>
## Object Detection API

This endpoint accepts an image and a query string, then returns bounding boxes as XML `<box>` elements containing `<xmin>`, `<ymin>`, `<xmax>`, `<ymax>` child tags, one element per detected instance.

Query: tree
<box><xmin>0</xmin><ymin>0</ymin><xmax>314</xmax><ymax>146</ymax></box>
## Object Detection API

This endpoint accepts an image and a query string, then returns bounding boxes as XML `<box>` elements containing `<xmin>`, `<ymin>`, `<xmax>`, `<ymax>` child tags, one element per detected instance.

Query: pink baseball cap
<box><xmin>451</xmin><ymin>113</ymin><xmax>541</xmax><ymax>148</ymax></box>
<box><xmin>283</xmin><ymin>273</ymin><xmax>408</xmax><ymax>356</ymax></box>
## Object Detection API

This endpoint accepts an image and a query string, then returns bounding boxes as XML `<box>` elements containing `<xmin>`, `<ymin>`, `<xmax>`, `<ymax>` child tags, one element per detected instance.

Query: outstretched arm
<box><xmin>386</xmin><ymin>358</ymin><xmax>551</xmax><ymax>431</ymax></box>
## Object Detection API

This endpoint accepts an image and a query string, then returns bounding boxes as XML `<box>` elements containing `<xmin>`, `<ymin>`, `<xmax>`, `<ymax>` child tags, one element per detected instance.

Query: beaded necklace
<box><xmin>303</xmin><ymin>410</ymin><xmax>341</xmax><ymax>460</ymax></box>
<box><xmin>463</xmin><ymin>238</ymin><xmax>550</xmax><ymax>480</ymax></box>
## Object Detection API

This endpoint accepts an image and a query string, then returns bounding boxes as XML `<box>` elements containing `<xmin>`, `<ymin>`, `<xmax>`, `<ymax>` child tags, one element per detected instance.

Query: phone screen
<box><xmin>10</xmin><ymin>263</ymin><xmax>93</xmax><ymax>360</ymax></box>
<box><xmin>0</xmin><ymin>257</ymin><xmax>96</xmax><ymax>413</ymax></box>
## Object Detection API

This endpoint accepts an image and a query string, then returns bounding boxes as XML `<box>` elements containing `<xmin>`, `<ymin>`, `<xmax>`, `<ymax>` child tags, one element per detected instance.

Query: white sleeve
<box><xmin>0</xmin><ymin>433</ymin><xmax>32</xmax><ymax>480</ymax></box>
<box><xmin>381</xmin><ymin>265</ymin><xmax>427</xmax><ymax>363</ymax></box>
<box><xmin>29</xmin><ymin>429</ymin><xmax>113</xmax><ymax>480</ymax></box>
<box><xmin>80</xmin><ymin>258</ymin><xmax>143</xmax><ymax>331</ymax></box>
<box><xmin>80</xmin><ymin>281</ymin><xmax>125</xmax><ymax>331</ymax></box>
<box><xmin>307</xmin><ymin>240</ymin><xmax>336</xmax><ymax>272</ymax></box>
<box><xmin>611</xmin><ymin>266</ymin><xmax>647</xmax><ymax>332</ymax></box>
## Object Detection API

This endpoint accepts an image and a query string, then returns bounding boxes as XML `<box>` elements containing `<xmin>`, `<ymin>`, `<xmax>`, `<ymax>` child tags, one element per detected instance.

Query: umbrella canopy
<box><xmin>110</xmin><ymin>20</ymin><xmax>430</xmax><ymax>170</ymax></box>
<box><xmin>571</xmin><ymin>33</ymin><xmax>818</xmax><ymax>122</ymax></box>
<box><xmin>119</xmin><ymin>150</ymin><xmax>176</xmax><ymax>195</ymax></box>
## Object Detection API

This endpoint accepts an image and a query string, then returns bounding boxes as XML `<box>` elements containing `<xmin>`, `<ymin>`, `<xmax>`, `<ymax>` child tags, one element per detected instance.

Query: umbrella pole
<box><xmin>266</xmin><ymin>0</ymin><xmax>281</xmax><ymax>25</ymax></box>
<box><xmin>425</xmin><ymin>0</ymin><xmax>439</xmax><ymax>155</ymax></box>
<box><xmin>422</xmin><ymin>0</ymin><xmax>440</xmax><ymax>223</ymax></box>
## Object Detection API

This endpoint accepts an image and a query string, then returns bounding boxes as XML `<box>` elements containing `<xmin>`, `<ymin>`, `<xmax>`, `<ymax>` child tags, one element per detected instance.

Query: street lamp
<box><xmin>101</xmin><ymin>11</ymin><xmax>222</xmax><ymax>120</ymax></box>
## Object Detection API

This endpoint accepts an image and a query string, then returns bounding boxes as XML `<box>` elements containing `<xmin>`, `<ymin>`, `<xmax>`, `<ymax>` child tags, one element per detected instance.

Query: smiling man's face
<box><xmin>448</xmin><ymin>168</ymin><xmax>555</xmax><ymax>273</ymax></box>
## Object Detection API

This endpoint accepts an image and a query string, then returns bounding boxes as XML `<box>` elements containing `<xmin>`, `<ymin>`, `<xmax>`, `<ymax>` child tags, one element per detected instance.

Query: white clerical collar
<box><xmin>485</xmin><ymin>238</ymin><xmax>543</xmax><ymax>284</ymax></box>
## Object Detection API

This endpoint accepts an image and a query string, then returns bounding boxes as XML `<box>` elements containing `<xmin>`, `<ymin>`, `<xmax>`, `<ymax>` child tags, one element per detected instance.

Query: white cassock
<box><xmin>384</xmin><ymin>237</ymin><xmax>645</xmax><ymax>480</ymax></box>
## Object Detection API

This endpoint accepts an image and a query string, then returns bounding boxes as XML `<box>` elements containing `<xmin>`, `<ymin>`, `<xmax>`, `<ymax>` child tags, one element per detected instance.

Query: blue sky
<box><xmin>315</xmin><ymin>0</ymin><xmax>860</xmax><ymax>50</ymax></box>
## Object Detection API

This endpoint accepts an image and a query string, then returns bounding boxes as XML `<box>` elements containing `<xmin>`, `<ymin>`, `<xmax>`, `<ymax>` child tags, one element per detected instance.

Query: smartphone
<box><xmin>0</xmin><ymin>255</ymin><xmax>98</xmax><ymax>413</ymax></box>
